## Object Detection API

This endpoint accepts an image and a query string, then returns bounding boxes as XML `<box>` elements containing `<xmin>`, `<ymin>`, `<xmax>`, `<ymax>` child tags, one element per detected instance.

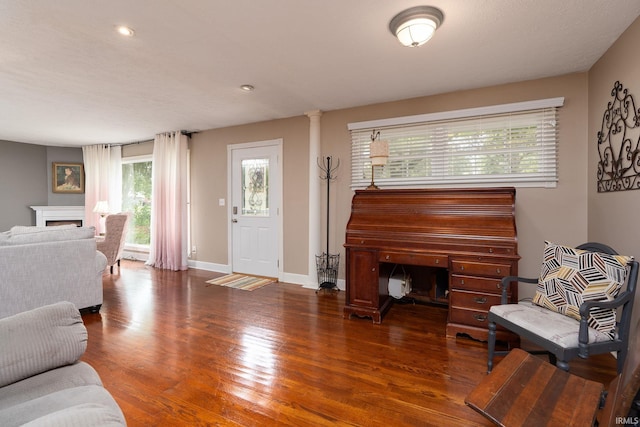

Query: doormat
<box><xmin>205</xmin><ymin>273</ymin><xmax>276</xmax><ymax>291</ymax></box>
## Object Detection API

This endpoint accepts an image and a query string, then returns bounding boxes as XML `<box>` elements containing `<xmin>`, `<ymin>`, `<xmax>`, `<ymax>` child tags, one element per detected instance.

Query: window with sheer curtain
<box><xmin>348</xmin><ymin>98</ymin><xmax>564</xmax><ymax>189</ymax></box>
<box><xmin>122</xmin><ymin>155</ymin><xmax>152</xmax><ymax>247</ymax></box>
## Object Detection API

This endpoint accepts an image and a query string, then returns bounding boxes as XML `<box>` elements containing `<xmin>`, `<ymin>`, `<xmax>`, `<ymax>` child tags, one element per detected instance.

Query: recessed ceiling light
<box><xmin>240</xmin><ymin>84</ymin><xmax>255</xmax><ymax>91</ymax></box>
<box><xmin>116</xmin><ymin>26</ymin><xmax>135</xmax><ymax>37</ymax></box>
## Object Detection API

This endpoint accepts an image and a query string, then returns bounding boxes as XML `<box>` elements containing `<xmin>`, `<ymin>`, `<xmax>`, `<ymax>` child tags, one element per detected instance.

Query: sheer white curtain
<box><xmin>146</xmin><ymin>131</ymin><xmax>188</xmax><ymax>271</ymax></box>
<box><xmin>82</xmin><ymin>145</ymin><xmax>122</xmax><ymax>230</ymax></box>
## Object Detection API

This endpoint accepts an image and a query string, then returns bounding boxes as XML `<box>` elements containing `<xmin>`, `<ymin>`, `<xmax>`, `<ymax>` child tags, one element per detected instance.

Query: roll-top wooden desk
<box><xmin>343</xmin><ymin>188</ymin><xmax>519</xmax><ymax>343</ymax></box>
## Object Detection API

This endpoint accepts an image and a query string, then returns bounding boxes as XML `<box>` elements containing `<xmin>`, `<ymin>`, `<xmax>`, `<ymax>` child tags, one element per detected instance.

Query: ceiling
<box><xmin>1</xmin><ymin>1</ymin><xmax>639</xmax><ymax>147</ymax></box>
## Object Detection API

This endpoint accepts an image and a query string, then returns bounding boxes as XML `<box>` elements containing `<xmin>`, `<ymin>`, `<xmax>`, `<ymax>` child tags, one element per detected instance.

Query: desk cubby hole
<box><xmin>380</xmin><ymin>263</ymin><xmax>449</xmax><ymax>306</ymax></box>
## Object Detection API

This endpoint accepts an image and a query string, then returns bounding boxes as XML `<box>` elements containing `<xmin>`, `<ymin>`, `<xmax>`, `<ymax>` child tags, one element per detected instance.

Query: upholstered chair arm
<box><xmin>499</xmin><ymin>276</ymin><xmax>537</xmax><ymax>304</ymax></box>
<box><xmin>0</xmin><ymin>302</ymin><xmax>87</xmax><ymax>387</ymax></box>
<box><xmin>577</xmin><ymin>290</ymin><xmax>634</xmax><ymax>358</ymax></box>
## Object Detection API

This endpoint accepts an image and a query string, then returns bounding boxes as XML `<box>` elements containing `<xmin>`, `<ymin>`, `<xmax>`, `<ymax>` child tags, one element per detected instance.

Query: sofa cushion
<box><xmin>532</xmin><ymin>241</ymin><xmax>632</xmax><ymax>338</ymax></box>
<box><xmin>21</xmin><ymin>402</ymin><xmax>126</xmax><ymax>427</ymax></box>
<box><xmin>490</xmin><ymin>301</ymin><xmax>613</xmax><ymax>348</ymax></box>
<box><xmin>1</xmin><ymin>226</ymin><xmax>95</xmax><ymax>246</ymax></box>
<box><xmin>22</xmin><ymin>402</ymin><xmax>126</xmax><ymax>427</ymax></box>
<box><xmin>0</xmin><ymin>362</ymin><xmax>102</xmax><ymax>410</ymax></box>
<box><xmin>0</xmin><ymin>385</ymin><xmax>126</xmax><ymax>427</ymax></box>
<box><xmin>0</xmin><ymin>302</ymin><xmax>87</xmax><ymax>388</ymax></box>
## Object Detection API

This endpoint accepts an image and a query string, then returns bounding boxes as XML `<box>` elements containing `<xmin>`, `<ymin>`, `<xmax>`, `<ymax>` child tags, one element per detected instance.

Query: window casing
<box><xmin>348</xmin><ymin>98</ymin><xmax>563</xmax><ymax>189</ymax></box>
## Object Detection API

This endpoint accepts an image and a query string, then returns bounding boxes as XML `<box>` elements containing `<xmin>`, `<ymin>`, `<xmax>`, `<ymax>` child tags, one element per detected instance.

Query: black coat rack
<box><xmin>316</xmin><ymin>156</ymin><xmax>340</xmax><ymax>293</ymax></box>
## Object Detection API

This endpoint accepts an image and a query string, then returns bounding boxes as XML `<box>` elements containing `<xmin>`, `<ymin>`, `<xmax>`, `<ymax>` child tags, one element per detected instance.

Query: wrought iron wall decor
<box><xmin>597</xmin><ymin>81</ymin><xmax>640</xmax><ymax>192</ymax></box>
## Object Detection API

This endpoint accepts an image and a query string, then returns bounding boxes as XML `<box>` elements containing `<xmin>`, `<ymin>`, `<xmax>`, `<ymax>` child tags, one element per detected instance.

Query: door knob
<box><xmin>232</xmin><ymin>219</ymin><xmax>238</xmax><ymax>223</ymax></box>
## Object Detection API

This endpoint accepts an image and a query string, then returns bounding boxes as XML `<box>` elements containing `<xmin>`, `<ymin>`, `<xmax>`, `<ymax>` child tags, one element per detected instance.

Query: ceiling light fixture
<box><xmin>389</xmin><ymin>6</ymin><xmax>443</xmax><ymax>47</ymax></box>
<box><xmin>116</xmin><ymin>26</ymin><xmax>135</xmax><ymax>37</ymax></box>
<box><xmin>240</xmin><ymin>84</ymin><xmax>255</xmax><ymax>91</ymax></box>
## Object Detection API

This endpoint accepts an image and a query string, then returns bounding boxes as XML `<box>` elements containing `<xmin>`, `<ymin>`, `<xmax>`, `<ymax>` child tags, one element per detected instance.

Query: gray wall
<box><xmin>0</xmin><ymin>140</ymin><xmax>47</xmax><ymax>229</ymax></box>
<box><xmin>0</xmin><ymin>140</ymin><xmax>83</xmax><ymax>231</ymax></box>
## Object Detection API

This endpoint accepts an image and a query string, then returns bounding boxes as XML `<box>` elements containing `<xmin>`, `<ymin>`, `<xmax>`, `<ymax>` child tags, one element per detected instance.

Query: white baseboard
<box><xmin>187</xmin><ymin>259</ymin><xmax>231</xmax><ymax>274</ymax></box>
<box><xmin>122</xmin><ymin>250</ymin><xmax>148</xmax><ymax>262</ymax></box>
<box><xmin>128</xmin><ymin>254</ymin><xmax>346</xmax><ymax>290</ymax></box>
<box><xmin>281</xmin><ymin>272</ymin><xmax>311</xmax><ymax>287</ymax></box>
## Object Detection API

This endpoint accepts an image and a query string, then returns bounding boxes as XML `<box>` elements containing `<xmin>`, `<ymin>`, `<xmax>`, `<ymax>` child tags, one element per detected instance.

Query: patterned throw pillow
<box><xmin>532</xmin><ymin>241</ymin><xmax>633</xmax><ymax>338</ymax></box>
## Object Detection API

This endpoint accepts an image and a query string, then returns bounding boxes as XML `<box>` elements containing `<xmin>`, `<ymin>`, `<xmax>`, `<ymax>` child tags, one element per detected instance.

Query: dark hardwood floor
<box><xmin>81</xmin><ymin>261</ymin><xmax>618</xmax><ymax>426</ymax></box>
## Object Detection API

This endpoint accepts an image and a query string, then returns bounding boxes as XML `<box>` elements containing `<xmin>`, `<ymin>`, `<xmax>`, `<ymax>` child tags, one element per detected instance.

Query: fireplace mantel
<box><xmin>30</xmin><ymin>206</ymin><xmax>85</xmax><ymax>227</ymax></box>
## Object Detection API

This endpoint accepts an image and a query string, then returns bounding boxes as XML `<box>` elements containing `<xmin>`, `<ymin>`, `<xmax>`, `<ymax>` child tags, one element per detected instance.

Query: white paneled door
<box><xmin>230</xmin><ymin>141</ymin><xmax>282</xmax><ymax>278</ymax></box>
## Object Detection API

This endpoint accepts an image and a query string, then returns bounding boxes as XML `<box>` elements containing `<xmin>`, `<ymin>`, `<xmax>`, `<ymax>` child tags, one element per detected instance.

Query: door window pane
<box><xmin>241</xmin><ymin>158</ymin><xmax>269</xmax><ymax>216</ymax></box>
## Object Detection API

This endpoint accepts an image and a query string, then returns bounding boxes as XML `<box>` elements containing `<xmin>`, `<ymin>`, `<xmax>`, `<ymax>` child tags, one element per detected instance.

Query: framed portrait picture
<box><xmin>52</xmin><ymin>162</ymin><xmax>84</xmax><ymax>193</ymax></box>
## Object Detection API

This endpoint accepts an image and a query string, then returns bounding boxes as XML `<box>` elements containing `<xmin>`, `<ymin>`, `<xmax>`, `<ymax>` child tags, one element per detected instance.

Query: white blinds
<box><xmin>349</xmin><ymin>98</ymin><xmax>563</xmax><ymax>189</ymax></box>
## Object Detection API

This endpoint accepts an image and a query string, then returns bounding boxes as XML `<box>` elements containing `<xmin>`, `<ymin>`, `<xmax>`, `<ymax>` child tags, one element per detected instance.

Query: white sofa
<box><xmin>0</xmin><ymin>301</ymin><xmax>126</xmax><ymax>426</ymax></box>
<box><xmin>0</xmin><ymin>225</ymin><xmax>107</xmax><ymax>319</ymax></box>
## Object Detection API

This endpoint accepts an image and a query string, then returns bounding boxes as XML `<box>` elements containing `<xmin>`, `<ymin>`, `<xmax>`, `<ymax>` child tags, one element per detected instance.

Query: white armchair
<box><xmin>96</xmin><ymin>213</ymin><xmax>130</xmax><ymax>274</ymax></box>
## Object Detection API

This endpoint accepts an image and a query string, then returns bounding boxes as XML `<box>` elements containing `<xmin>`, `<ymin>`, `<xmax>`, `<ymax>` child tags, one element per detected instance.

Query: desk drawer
<box><xmin>450</xmin><ymin>290</ymin><xmax>501</xmax><ymax>310</ymax></box>
<box><xmin>449</xmin><ymin>306</ymin><xmax>510</xmax><ymax>332</ymax></box>
<box><xmin>450</xmin><ymin>275</ymin><xmax>504</xmax><ymax>294</ymax></box>
<box><xmin>450</xmin><ymin>260</ymin><xmax>512</xmax><ymax>277</ymax></box>
<box><xmin>379</xmin><ymin>251</ymin><xmax>447</xmax><ymax>267</ymax></box>
<box><xmin>449</xmin><ymin>306</ymin><xmax>491</xmax><ymax>328</ymax></box>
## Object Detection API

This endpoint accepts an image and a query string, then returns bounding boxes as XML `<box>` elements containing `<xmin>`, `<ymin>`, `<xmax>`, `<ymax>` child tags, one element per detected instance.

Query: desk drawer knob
<box><xmin>474</xmin><ymin>314</ymin><xmax>487</xmax><ymax>322</ymax></box>
<box><xmin>496</xmin><ymin>268</ymin><xmax>501</xmax><ymax>274</ymax></box>
<box><xmin>435</xmin><ymin>259</ymin><xmax>439</xmax><ymax>264</ymax></box>
<box><xmin>496</xmin><ymin>283</ymin><xmax>501</xmax><ymax>289</ymax></box>
<box><xmin>474</xmin><ymin>297</ymin><xmax>487</xmax><ymax>304</ymax></box>
<box><xmin>460</xmin><ymin>279</ymin><xmax>465</xmax><ymax>285</ymax></box>
<box><xmin>372</xmin><ymin>268</ymin><xmax>376</xmax><ymax>272</ymax></box>
<box><xmin>460</xmin><ymin>266</ymin><xmax>465</xmax><ymax>271</ymax></box>
<box><xmin>385</xmin><ymin>255</ymin><xmax>390</xmax><ymax>260</ymax></box>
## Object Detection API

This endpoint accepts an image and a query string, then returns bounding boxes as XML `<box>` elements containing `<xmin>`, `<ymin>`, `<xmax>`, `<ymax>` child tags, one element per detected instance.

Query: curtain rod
<box><xmin>108</xmin><ymin>130</ymin><xmax>197</xmax><ymax>148</ymax></box>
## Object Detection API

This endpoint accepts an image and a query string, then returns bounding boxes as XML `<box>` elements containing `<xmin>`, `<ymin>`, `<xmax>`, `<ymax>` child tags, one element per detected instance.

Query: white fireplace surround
<box><xmin>30</xmin><ymin>206</ymin><xmax>85</xmax><ymax>227</ymax></box>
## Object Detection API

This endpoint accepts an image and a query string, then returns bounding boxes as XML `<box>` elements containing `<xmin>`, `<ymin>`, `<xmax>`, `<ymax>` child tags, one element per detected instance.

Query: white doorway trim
<box><xmin>227</xmin><ymin>139</ymin><xmax>283</xmax><ymax>279</ymax></box>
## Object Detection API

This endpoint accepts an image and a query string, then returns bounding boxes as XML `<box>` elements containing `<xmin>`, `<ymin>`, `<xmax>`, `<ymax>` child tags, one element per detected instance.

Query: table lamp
<box><xmin>368</xmin><ymin>130</ymin><xmax>389</xmax><ymax>190</ymax></box>
<box><xmin>93</xmin><ymin>201</ymin><xmax>109</xmax><ymax>235</ymax></box>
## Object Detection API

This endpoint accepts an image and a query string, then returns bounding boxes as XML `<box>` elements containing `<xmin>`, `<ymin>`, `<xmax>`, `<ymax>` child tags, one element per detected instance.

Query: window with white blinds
<box><xmin>348</xmin><ymin>98</ymin><xmax>563</xmax><ymax>189</ymax></box>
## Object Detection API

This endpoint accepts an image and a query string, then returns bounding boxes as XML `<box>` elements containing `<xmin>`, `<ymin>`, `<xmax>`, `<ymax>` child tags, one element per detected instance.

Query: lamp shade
<box><xmin>93</xmin><ymin>201</ymin><xmax>110</xmax><ymax>215</ymax></box>
<box><xmin>389</xmin><ymin>6</ymin><xmax>444</xmax><ymax>47</ymax></box>
<box><xmin>370</xmin><ymin>140</ymin><xmax>389</xmax><ymax>166</ymax></box>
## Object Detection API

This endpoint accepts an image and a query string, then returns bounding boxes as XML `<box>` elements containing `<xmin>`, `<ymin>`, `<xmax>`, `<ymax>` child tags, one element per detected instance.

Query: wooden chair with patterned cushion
<box><xmin>96</xmin><ymin>213</ymin><xmax>130</xmax><ymax>274</ymax></box>
<box><xmin>487</xmin><ymin>241</ymin><xmax>638</xmax><ymax>374</ymax></box>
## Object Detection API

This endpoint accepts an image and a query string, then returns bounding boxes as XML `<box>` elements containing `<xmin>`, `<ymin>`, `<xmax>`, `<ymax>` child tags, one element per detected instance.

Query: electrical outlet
<box><xmin>191</xmin><ymin>245</ymin><xmax>197</xmax><ymax>254</ymax></box>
